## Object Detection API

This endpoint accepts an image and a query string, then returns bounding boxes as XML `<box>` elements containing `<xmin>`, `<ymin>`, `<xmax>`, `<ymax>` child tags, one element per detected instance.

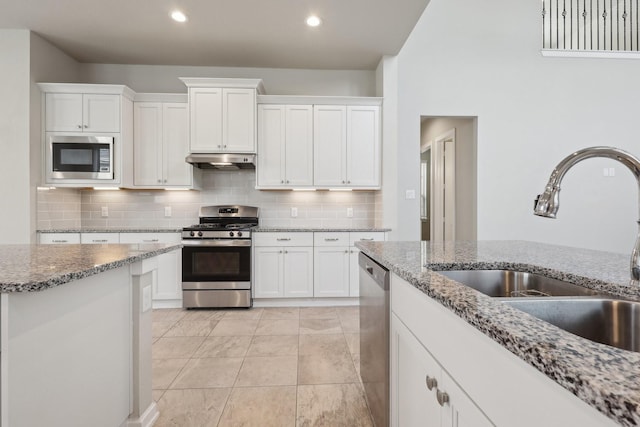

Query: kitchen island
<box><xmin>0</xmin><ymin>243</ymin><xmax>180</xmax><ymax>427</ymax></box>
<box><xmin>356</xmin><ymin>240</ymin><xmax>640</xmax><ymax>427</ymax></box>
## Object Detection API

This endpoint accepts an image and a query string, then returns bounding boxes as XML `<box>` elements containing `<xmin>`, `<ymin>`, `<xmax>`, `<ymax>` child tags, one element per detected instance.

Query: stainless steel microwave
<box><xmin>47</xmin><ymin>135</ymin><xmax>114</xmax><ymax>180</ymax></box>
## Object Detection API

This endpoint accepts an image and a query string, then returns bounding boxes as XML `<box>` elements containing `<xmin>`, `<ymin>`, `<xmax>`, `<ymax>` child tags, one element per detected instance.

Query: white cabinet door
<box><xmin>285</xmin><ymin>105</ymin><xmax>313</xmax><ymax>186</ymax></box>
<box><xmin>349</xmin><ymin>248</ymin><xmax>360</xmax><ymax>297</ymax></box>
<box><xmin>189</xmin><ymin>87</ymin><xmax>223</xmax><ymax>152</ymax></box>
<box><xmin>313</xmin><ymin>246</ymin><xmax>350</xmax><ymax>297</ymax></box>
<box><xmin>391</xmin><ymin>314</ymin><xmax>442</xmax><ymax>427</ymax></box>
<box><xmin>223</xmin><ymin>88</ymin><xmax>256</xmax><ymax>152</ymax></box>
<box><xmin>38</xmin><ymin>232</ymin><xmax>81</xmax><ymax>244</ymax></box>
<box><xmin>83</xmin><ymin>94</ymin><xmax>120</xmax><ymax>132</ymax></box>
<box><xmin>313</xmin><ymin>105</ymin><xmax>347</xmax><ymax>187</ymax></box>
<box><xmin>154</xmin><ymin>250</ymin><xmax>182</xmax><ymax>300</ymax></box>
<box><xmin>133</xmin><ymin>102</ymin><xmax>163</xmax><ymax>186</ymax></box>
<box><xmin>257</xmin><ymin>104</ymin><xmax>286</xmax><ymax>187</ymax></box>
<box><xmin>347</xmin><ymin>106</ymin><xmax>380</xmax><ymax>187</ymax></box>
<box><xmin>45</xmin><ymin>93</ymin><xmax>83</xmax><ymax>132</ymax></box>
<box><xmin>283</xmin><ymin>246</ymin><xmax>313</xmax><ymax>297</ymax></box>
<box><xmin>440</xmin><ymin>373</ymin><xmax>494</xmax><ymax>427</ymax></box>
<box><xmin>162</xmin><ymin>103</ymin><xmax>191</xmax><ymax>186</ymax></box>
<box><xmin>254</xmin><ymin>247</ymin><xmax>284</xmax><ymax>298</ymax></box>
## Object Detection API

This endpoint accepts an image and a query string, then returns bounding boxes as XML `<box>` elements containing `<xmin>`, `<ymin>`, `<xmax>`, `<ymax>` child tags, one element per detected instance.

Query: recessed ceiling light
<box><xmin>306</xmin><ymin>15</ymin><xmax>322</xmax><ymax>27</ymax></box>
<box><xmin>171</xmin><ymin>10</ymin><xmax>188</xmax><ymax>23</ymax></box>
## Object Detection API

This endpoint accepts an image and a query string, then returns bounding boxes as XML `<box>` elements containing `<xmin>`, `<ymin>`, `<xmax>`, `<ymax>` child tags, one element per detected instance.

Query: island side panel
<box><xmin>6</xmin><ymin>266</ymin><xmax>131</xmax><ymax>427</ymax></box>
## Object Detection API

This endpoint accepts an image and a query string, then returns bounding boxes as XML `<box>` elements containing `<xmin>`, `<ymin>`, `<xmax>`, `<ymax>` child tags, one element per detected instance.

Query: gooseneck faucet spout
<box><xmin>533</xmin><ymin>146</ymin><xmax>640</xmax><ymax>283</ymax></box>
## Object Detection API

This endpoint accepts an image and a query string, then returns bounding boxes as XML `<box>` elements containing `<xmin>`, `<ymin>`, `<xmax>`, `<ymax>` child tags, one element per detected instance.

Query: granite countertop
<box><xmin>38</xmin><ymin>229</ymin><xmax>183</xmax><ymax>233</ymax></box>
<box><xmin>253</xmin><ymin>227</ymin><xmax>390</xmax><ymax>232</ymax></box>
<box><xmin>355</xmin><ymin>240</ymin><xmax>640</xmax><ymax>427</ymax></box>
<box><xmin>0</xmin><ymin>243</ymin><xmax>182</xmax><ymax>293</ymax></box>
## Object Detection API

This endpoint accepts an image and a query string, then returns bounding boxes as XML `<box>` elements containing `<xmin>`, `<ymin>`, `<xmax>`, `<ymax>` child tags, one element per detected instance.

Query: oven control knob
<box><xmin>197</xmin><ymin>231</ymin><xmax>203</xmax><ymax>237</ymax></box>
<box><xmin>237</xmin><ymin>231</ymin><xmax>243</xmax><ymax>237</ymax></box>
<box><xmin>190</xmin><ymin>231</ymin><xmax>195</xmax><ymax>237</ymax></box>
<box><xmin>229</xmin><ymin>231</ymin><xmax>235</xmax><ymax>237</ymax></box>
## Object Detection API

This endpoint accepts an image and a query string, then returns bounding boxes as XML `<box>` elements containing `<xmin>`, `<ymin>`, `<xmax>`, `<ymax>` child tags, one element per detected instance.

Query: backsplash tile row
<box><xmin>37</xmin><ymin>170</ymin><xmax>378</xmax><ymax>230</ymax></box>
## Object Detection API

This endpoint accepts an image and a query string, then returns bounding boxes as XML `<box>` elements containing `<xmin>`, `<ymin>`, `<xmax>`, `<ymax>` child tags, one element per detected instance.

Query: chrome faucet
<box><xmin>534</xmin><ymin>146</ymin><xmax>640</xmax><ymax>283</ymax></box>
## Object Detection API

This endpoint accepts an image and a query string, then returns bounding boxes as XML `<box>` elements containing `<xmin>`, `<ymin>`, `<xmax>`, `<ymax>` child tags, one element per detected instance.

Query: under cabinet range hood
<box><xmin>185</xmin><ymin>153</ymin><xmax>256</xmax><ymax>170</ymax></box>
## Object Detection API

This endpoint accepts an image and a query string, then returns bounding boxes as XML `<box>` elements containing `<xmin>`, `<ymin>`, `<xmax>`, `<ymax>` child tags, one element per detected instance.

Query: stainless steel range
<box><xmin>181</xmin><ymin>205</ymin><xmax>259</xmax><ymax>308</ymax></box>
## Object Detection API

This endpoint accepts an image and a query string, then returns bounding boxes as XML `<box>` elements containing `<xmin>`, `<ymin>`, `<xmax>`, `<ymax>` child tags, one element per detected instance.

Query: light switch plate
<box><xmin>101</xmin><ymin>206</ymin><xmax>108</xmax><ymax>217</ymax></box>
<box><xmin>291</xmin><ymin>207</ymin><xmax>298</xmax><ymax>217</ymax></box>
<box><xmin>164</xmin><ymin>206</ymin><xmax>172</xmax><ymax>217</ymax></box>
<box><xmin>347</xmin><ymin>207</ymin><xmax>353</xmax><ymax>218</ymax></box>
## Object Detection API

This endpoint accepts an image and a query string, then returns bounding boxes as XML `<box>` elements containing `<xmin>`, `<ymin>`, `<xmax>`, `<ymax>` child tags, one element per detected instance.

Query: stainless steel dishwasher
<box><xmin>359</xmin><ymin>251</ymin><xmax>390</xmax><ymax>427</ymax></box>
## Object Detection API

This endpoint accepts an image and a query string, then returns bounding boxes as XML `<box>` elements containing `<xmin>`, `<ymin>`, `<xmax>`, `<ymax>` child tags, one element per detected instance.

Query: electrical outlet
<box><xmin>609</xmin><ymin>167</ymin><xmax>616</xmax><ymax>177</ymax></box>
<box><xmin>405</xmin><ymin>190</ymin><xmax>416</xmax><ymax>199</ymax></box>
<box><xmin>164</xmin><ymin>206</ymin><xmax>172</xmax><ymax>217</ymax></box>
<box><xmin>101</xmin><ymin>206</ymin><xmax>108</xmax><ymax>217</ymax></box>
<box><xmin>347</xmin><ymin>207</ymin><xmax>353</xmax><ymax>218</ymax></box>
<box><xmin>291</xmin><ymin>207</ymin><xmax>298</xmax><ymax>217</ymax></box>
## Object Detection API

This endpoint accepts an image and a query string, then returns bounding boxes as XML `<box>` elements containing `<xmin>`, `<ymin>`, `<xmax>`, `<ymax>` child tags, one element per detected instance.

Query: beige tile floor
<box><xmin>152</xmin><ymin>306</ymin><xmax>373</xmax><ymax>427</ymax></box>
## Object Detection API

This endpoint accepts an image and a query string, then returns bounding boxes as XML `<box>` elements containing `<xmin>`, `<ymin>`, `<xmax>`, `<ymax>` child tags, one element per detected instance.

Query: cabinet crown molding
<box><xmin>133</xmin><ymin>93</ymin><xmax>188</xmax><ymax>103</ymax></box>
<box><xmin>37</xmin><ymin>83</ymin><xmax>136</xmax><ymax>100</ymax></box>
<box><xmin>257</xmin><ymin>95</ymin><xmax>382</xmax><ymax>106</ymax></box>
<box><xmin>179</xmin><ymin>77</ymin><xmax>265</xmax><ymax>94</ymax></box>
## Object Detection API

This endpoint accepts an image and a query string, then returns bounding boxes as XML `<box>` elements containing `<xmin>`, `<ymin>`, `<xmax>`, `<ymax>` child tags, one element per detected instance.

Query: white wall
<box><xmin>392</xmin><ymin>0</ymin><xmax>640</xmax><ymax>254</ymax></box>
<box><xmin>29</xmin><ymin>33</ymin><xmax>81</xmax><ymax>241</ymax></box>
<box><xmin>0</xmin><ymin>30</ymin><xmax>31</xmax><ymax>244</ymax></box>
<box><xmin>80</xmin><ymin>63</ymin><xmax>376</xmax><ymax>96</ymax></box>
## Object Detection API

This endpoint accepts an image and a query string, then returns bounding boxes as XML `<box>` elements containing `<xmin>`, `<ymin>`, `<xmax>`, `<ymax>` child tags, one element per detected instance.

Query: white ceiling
<box><xmin>0</xmin><ymin>0</ymin><xmax>430</xmax><ymax>70</ymax></box>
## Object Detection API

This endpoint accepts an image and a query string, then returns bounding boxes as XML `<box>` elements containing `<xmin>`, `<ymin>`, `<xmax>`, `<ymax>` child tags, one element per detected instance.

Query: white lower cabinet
<box><xmin>253</xmin><ymin>232</ymin><xmax>314</xmax><ymax>298</ymax></box>
<box><xmin>392</xmin><ymin>313</ymin><xmax>492</xmax><ymax>427</ymax></box>
<box><xmin>391</xmin><ymin>273</ymin><xmax>618</xmax><ymax>427</ymax></box>
<box><xmin>119</xmin><ymin>232</ymin><xmax>182</xmax><ymax>305</ymax></box>
<box><xmin>313</xmin><ymin>246</ymin><xmax>350</xmax><ymax>297</ymax></box>
<box><xmin>80</xmin><ymin>232</ymin><xmax>120</xmax><ymax>244</ymax></box>
<box><xmin>38</xmin><ymin>232</ymin><xmax>81</xmax><ymax>244</ymax></box>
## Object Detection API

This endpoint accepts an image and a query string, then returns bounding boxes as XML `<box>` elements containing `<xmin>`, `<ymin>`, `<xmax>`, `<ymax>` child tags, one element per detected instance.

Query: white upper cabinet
<box><xmin>257</xmin><ymin>104</ymin><xmax>313</xmax><ymax>188</ymax></box>
<box><xmin>133</xmin><ymin>101</ymin><xmax>196</xmax><ymax>188</ymax></box>
<box><xmin>180</xmin><ymin>78</ymin><xmax>264</xmax><ymax>154</ymax></box>
<box><xmin>313</xmin><ymin>105</ymin><xmax>347</xmax><ymax>187</ymax></box>
<box><xmin>313</xmin><ymin>104</ymin><xmax>381</xmax><ymax>188</ymax></box>
<box><xmin>45</xmin><ymin>93</ymin><xmax>121</xmax><ymax>133</ymax></box>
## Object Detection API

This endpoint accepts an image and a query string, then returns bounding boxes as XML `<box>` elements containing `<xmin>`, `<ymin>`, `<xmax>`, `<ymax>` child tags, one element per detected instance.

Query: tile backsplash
<box><xmin>37</xmin><ymin>170</ymin><xmax>378</xmax><ymax>230</ymax></box>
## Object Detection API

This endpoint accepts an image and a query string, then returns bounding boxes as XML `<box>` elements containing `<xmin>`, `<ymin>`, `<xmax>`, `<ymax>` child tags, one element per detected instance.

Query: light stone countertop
<box><xmin>38</xmin><ymin>229</ymin><xmax>183</xmax><ymax>233</ymax></box>
<box><xmin>253</xmin><ymin>227</ymin><xmax>390</xmax><ymax>232</ymax></box>
<box><xmin>0</xmin><ymin>243</ymin><xmax>182</xmax><ymax>292</ymax></box>
<box><xmin>355</xmin><ymin>240</ymin><xmax>640</xmax><ymax>427</ymax></box>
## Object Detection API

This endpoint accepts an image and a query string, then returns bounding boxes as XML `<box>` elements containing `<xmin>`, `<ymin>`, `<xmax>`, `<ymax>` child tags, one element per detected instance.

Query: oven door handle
<box><xmin>181</xmin><ymin>239</ymin><xmax>252</xmax><ymax>247</ymax></box>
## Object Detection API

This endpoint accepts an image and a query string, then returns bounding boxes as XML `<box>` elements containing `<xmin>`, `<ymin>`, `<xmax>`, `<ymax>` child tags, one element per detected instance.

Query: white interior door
<box><xmin>430</xmin><ymin>129</ymin><xmax>456</xmax><ymax>242</ymax></box>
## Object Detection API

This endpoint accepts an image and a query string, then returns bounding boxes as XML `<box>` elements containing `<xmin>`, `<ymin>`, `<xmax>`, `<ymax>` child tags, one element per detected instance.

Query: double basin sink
<box><xmin>437</xmin><ymin>270</ymin><xmax>640</xmax><ymax>352</ymax></box>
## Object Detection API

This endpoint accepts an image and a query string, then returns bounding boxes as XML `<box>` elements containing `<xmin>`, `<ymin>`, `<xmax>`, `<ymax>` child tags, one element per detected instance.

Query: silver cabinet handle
<box><xmin>77</xmin><ymin>125</ymin><xmax>82</xmax><ymax>129</ymax></box>
<box><xmin>436</xmin><ymin>390</ymin><xmax>449</xmax><ymax>406</ymax></box>
<box><xmin>142</xmin><ymin>239</ymin><xmax>159</xmax><ymax>243</ymax></box>
<box><xmin>425</xmin><ymin>376</ymin><xmax>438</xmax><ymax>391</ymax></box>
<box><xmin>83</xmin><ymin>124</ymin><xmax>88</xmax><ymax>128</ymax></box>
<box><xmin>93</xmin><ymin>239</ymin><xmax>108</xmax><ymax>243</ymax></box>
<box><xmin>286</xmin><ymin>180</ymin><xmax>290</xmax><ymax>183</ymax></box>
<box><xmin>163</xmin><ymin>179</ymin><xmax>167</xmax><ymax>183</ymax></box>
<box><xmin>279</xmin><ymin>250</ymin><xmax>283</xmax><ymax>254</ymax></box>
<box><xmin>284</xmin><ymin>250</ymin><xmax>288</xmax><ymax>254</ymax></box>
<box><xmin>276</xmin><ymin>238</ymin><xmax>291</xmax><ymax>241</ymax></box>
<box><xmin>360</xmin><ymin>238</ymin><xmax>374</xmax><ymax>241</ymax></box>
<box><xmin>52</xmin><ymin>239</ymin><xmax>68</xmax><ymax>243</ymax></box>
<box><xmin>223</xmin><ymin>145</ymin><xmax>227</xmax><ymax>148</ymax></box>
<box><xmin>157</xmin><ymin>179</ymin><xmax>161</xmax><ymax>183</ymax></box>
<box><xmin>342</xmin><ymin>180</ymin><xmax>346</xmax><ymax>184</ymax></box>
<box><xmin>324</xmin><ymin>238</ymin><xmax>339</xmax><ymax>242</ymax></box>
<box><xmin>347</xmin><ymin>180</ymin><xmax>351</xmax><ymax>184</ymax></box>
<box><xmin>344</xmin><ymin>249</ymin><xmax>349</xmax><ymax>253</ymax></box>
<box><xmin>281</xmin><ymin>180</ymin><xmax>284</xmax><ymax>184</ymax></box>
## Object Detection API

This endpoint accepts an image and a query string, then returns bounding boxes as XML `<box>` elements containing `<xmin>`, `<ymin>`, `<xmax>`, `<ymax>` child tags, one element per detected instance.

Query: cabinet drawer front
<box><xmin>39</xmin><ymin>233</ymin><xmax>81</xmax><ymax>244</ymax></box>
<box><xmin>349</xmin><ymin>232</ymin><xmax>385</xmax><ymax>246</ymax></box>
<box><xmin>314</xmin><ymin>232</ymin><xmax>350</xmax><ymax>246</ymax></box>
<box><xmin>119</xmin><ymin>232</ymin><xmax>181</xmax><ymax>244</ymax></box>
<box><xmin>80</xmin><ymin>233</ymin><xmax>120</xmax><ymax>244</ymax></box>
<box><xmin>253</xmin><ymin>232</ymin><xmax>314</xmax><ymax>247</ymax></box>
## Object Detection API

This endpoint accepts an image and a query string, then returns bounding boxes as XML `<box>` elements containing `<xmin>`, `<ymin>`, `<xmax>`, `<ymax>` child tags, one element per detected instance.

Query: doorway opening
<box><xmin>420</xmin><ymin>117</ymin><xmax>477</xmax><ymax>241</ymax></box>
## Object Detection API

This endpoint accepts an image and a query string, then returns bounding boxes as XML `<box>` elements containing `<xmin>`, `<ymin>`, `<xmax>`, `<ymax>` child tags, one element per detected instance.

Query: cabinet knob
<box><xmin>425</xmin><ymin>376</ymin><xmax>438</xmax><ymax>391</ymax></box>
<box><xmin>223</xmin><ymin>145</ymin><xmax>227</xmax><ymax>148</ymax></box>
<box><xmin>218</xmin><ymin>145</ymin><xmax>222</xmax><ymax>148</ymax></box>
<box><xmin>286</xmin><ymin>180</ymin><xmax>290</xmax><ymax>184</ymax></box>
<box><xmin>83</xmin><ymin>125</ymin><xmax>88</xmax><ymax>128</ymax></box>
<box><xmin>157</xmin><ymin>179</ymin><xmax>161</xmax><ymax>183</ymax></box>
<box><xmin>77</xmin><ymin>125</ymin><xmax>82</xmax><ymax>129</ymax></box>
<box><xmin>436</xmin><ymin>390</ymin><xmax>449</xmax><ymax>406</ymax></box>
<box><xmin>347</xmin><ymin>180</ymin><xmax>351</xmax><ymax>184</ymax></box>
<box><xmin>342</xmin><ymin>180</ymin><xmax>346</xmax><ymax>184</ymax></box>
<box><xmin>164</xmin><ymin>179</ymin><xmax>167</xmax><ymax>183</ymax></box>
<box><xmin>284</xmin><ymin>250</ymin><xmax>288</xmax><ymax>254</ymax></box>
<box><xmin>281</xmin><ymin>180</ymin><xmax>284</xmax><ymax>184</ymax></box>
<box><xmin>279</xmin><ymin>250</ymin><xmax>283</xmax><ymax>254</ymax></box>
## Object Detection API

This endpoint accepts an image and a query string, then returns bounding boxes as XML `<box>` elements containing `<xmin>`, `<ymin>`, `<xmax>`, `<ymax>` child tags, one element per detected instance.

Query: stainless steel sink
<box><xmin>437</xmin><ymin>269</ymin><xmax>601</xmax><ymax>298</ymax></box>
<box><xmin>502</xmin><ymin>298</ymin><xmax>640</xmax><ymax>352</ymax></box>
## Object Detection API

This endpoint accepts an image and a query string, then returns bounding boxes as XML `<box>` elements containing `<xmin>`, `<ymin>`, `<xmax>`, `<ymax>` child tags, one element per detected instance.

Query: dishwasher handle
<box><xmin>359</xmin><ymin>252</ymin><xmax>389</xmax><ymax>290</ymax></box>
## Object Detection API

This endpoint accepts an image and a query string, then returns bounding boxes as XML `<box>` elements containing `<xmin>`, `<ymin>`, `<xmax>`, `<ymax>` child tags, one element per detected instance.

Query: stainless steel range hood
<box><xmin>185</xmin><ymin>153</ymin><xmax>256</xmax><ymax>170</ymax></box>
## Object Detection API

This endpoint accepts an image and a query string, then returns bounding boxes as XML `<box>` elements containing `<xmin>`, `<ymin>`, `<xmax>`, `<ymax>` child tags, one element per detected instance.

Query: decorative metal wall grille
<box><xmin>542</xmin><ymin>0</ymin><xmax>640</xmax><ymax>51</ymax></box>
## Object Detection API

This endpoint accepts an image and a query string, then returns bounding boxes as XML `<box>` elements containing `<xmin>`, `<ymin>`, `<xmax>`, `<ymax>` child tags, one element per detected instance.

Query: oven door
<box><xmin>182</xmin><ymin>240</ymin><xmax>251</xmax><ymax>290</ymax></box>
